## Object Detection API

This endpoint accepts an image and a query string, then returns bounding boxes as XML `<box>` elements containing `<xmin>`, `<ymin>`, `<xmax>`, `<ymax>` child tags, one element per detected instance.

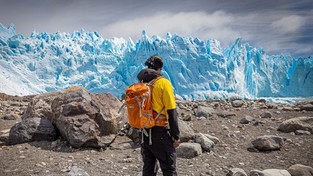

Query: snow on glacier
<box><xmin>0</xmin><ymin>23</ymin><xmax>312</xmax><ymax>101</ymax></box>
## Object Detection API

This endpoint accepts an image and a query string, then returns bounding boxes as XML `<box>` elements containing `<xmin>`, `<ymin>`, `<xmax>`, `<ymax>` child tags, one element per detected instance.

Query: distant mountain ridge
<box><xmin>0</xmin><ymin>23</ymin><xmax>312</xmax><ymax>100</ymax></box>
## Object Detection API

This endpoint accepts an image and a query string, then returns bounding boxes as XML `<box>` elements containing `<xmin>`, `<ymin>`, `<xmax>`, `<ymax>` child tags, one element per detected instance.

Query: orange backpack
<box><xmin>124</xmin><ymin>77</ymin><xmax>164</xmax><ymax>129</ymax></box>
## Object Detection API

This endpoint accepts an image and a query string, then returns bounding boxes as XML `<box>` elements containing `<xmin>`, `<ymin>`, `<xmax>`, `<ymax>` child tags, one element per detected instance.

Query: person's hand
<box><xmin>173</xmin><ymin>139</ymin><xmax>180</xmax><ymax>148</ymax></box>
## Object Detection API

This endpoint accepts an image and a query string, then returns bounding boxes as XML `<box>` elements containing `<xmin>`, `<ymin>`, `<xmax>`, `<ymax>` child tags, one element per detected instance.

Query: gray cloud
<box><xmin>270</xmin><ymin>15</ymin><xmax>305</xmax><ymax>34</ymax></box>
<box><xmin>0</xmin><ymin>0</ymin><xmax>312</xmax><ymax>57</ymax></box>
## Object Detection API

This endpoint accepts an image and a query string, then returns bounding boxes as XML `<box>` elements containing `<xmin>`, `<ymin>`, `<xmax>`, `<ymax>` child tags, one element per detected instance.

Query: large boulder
<box><xmin>251</xmin><ymin>135</ymin><xmax>285</xmax><ymax>151</ymax></box>
<box><xmin>196</xmin><ymin>106</ymin><xmax>214</xmax><ymax>118</ymax></box>
<box><xmin>178</xmin><ymin>118</ymin><xmax>196</xmax><ymax>142</ymax></box>
<box><xmin>176</xmin><ymin>142</ymin><xmax>202</xmax><ymax>159</ymax></box>
<box><xmin>67</xmin><ymin>166</ymin><xmax>90</xmax><ymax>176</ymax></box>
<box><xmin>22</xmin><ymin>91</ymin><xmax>62</xmax><ymax>122</ymax></box>
<box><xmin>277</xmin><ymin>116</ymin><xmax>313</xmax><ymax>133</ymax></box>
<box><xmin>250</xmin><ymin>169</ymin><xmax>291</xmax><ymax>176</ymax></box>
<box><xmin>194</xmin><ymin>133</ymin><xmax>215</xmax><ymax>152</ymax></box>
<box><xmin>20</xmin><ymin>86</ymin><xmax>126</xmax><ymax>148</ymax></box>
<box><xmin>226</xmin><ymin>168</ymin><xmax>247</xmax><ymax>176</ymax></box>
<box><xmin>287</xmin><ymin>164</ymin><xmax>313</xmax><ymax>176</ymax></box>
<box><xmin>8</xmin><ymin>118</ymin><xmax>57</xmax><ymax>145</ymax></box>
<box><xmin>231</xmin><ymin>100</ymin><xmax>245</xmax><ymax>108</ymax></box>
<box><xmin>299</xmin><ymin>104</ymin><xmax>313</xmax><ymax>111</ymax></box>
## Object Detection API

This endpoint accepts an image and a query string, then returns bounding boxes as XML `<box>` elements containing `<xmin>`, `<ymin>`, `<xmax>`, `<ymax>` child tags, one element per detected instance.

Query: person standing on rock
<box><xmin>137</xmin><ymin>55</ymin><xmax>180</xmax><ymax>176</ymax></box>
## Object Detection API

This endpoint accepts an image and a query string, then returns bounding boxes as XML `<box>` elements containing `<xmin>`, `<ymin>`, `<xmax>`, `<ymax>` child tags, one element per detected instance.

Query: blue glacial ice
<box><xmin>0</xmin><ymin>23</ymin><xmax>312</xmax><ymax>102</ymax></box>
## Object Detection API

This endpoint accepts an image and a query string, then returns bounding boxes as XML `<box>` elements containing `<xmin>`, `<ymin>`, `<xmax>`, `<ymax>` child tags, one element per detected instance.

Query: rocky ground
<box><xmin>0</xmin><ymin>93</ymin><xmax>312</xmax><ymax>176</ymax></box>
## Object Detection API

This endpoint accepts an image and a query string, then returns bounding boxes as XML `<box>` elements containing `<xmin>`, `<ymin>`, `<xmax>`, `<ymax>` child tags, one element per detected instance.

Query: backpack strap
<box><xmin>148</xmin><ymin>76</ymin><xmax>165</xmax><ymax>119</ymax></box>
<box><xmin>154</xmin><ymin>107</ymin><xmax>165</xmax><ymax>120</ymax></box>
<box><xmin>146</xmin><ymin>77</ymin><xmax>165</xmax><ymax>145</ymax></box>
<box><xmin>147</xmin><ymin>76</ymin><xmax>163</xmax><ymax>86</ymax></box>
<box><xmin>135</xmin><ymin>96</ymin><xmax>143</xmax><ymax>117</ymax></box>
<box><xmin>141</xmin><ymin>128</ymin><xmax>153</xmax><ymax>145</ymax></box>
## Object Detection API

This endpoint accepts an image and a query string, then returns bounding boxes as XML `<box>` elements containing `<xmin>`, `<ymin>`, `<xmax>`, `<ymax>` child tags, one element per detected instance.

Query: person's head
<box><xmin>145</xmin><ymin>55</ymin><xmax>163</xmax><ymax>73</ymax></box>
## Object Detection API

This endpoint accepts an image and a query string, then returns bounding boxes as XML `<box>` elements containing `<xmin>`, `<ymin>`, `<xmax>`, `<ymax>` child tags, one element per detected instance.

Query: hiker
<box><xmin>137</xmin><ymin>55</ymin><xmax>180</xmax><ymax>176</ymax></box>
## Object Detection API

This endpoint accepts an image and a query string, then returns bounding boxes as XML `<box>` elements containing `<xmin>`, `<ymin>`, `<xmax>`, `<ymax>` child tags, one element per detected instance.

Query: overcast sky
<box><xmin>0</xmin><ymin>0</ymin><xmax>312</xmax><ymax>57</ymax></box>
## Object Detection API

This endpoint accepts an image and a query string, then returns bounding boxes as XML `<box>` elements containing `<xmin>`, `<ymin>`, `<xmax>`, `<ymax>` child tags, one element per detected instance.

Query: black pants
<box><xmin>141</xmin><ymin>126</ymin><xmax>177</xmax><ymax>176</ymax></box>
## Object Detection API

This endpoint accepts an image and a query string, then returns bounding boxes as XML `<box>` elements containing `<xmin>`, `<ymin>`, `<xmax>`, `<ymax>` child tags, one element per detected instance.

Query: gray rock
<box><xmin>257</xmin><ymin>99</ymin><xmax>267</xmax><ymax>103</ymax></box>
<box><xmin>0</xmin><ymin>129</ymin><xmax>10</xmax><ymax>143</ymax></box>
<box><xmin>287</xmin><ymin>164</ymin><xmax>313</xmax><ymax>176</ymax></box>
<box><xmin>196</xmin><ymin>116</ymin><xmax>206</xmax><ymax>120</ymax></box>
<box><xmin>181</xmin><ymin>114</ymin><xmax>192</xmax><ymax>121</ymax></box>
<box><xmin>52</xmin><ymin>87</ymin><xmax>124</xmax><ymax>133</ymax></box>
<box><xmin>178</xmin><ymin>118</ymin><xmax>196</xmax><ymax>142</ymax></box>
<box><xmin>194</xmin><ymin>133</ymin><xmax>215</xmax><ymax>152</ymax></box>
<box><xmin>67</xmin><ymin>166</ymin><xmax>90</xmax><ymax>176</ymax></box>
<box><xmin>216</xmin><ymin>111</ymin><xmax>236</xmax><ymax>118</ymax></box>
<box><xmin>8</xmin><ymin>118</ymin><xmax>57</xmax><ymax>145</ymax></box>
<box><xmin>110</xmin><ymin>141</ymin><xmax>135</xmax><ymax>150</ymax></box>
<box><xmin>250</xmin><ymin>169</ymin><xmax>291</xmax><ymax>176</ymax></box>
<box><xmin>231</xmin><ymin>100</ymin><xmax>245</xmax><ymax>108</ymax></box>
<box><xmin>22</xmin><ymin>91</ymin><xmax>61</xmax><ymax>121</ymax></box>
<box><xmin>56</xmin><ymin>114</ymin><xmax>101</xmax><ymax>148</ymax></box>
<box><xmin>277</xmin><ymin>116</ymin><xmax>313</xmax><ymax>133</ymax></box>
<box><xmin>0</xmin><ymin>129</ymin><xmax>10</xmax><ymax>135</ymax></box>
<box><xmin>196</xmin><ymin>106</ymin><xmax>214</xmax><ymax>118</ymax></box>
<box><xmin>226</xmin><ymin>168</ymin><xmax>247</xmax><ymax>176</ymax></box>
<box><xmin>260</xmin><ymin>111</ymin><xmax>272</xmax><ymax>118</ymax></box>
<box><xmin>176</xmin><ymin>142</ymin><xmax>202</xmax><ymax>159</ymax></box>
<box><xmin>93</xmin><ymin>93</ymin><xmax>127</xmax><ymax>129</ymax></box>
<box><xmin>21</xmin><ymin>86</ymin><xmax>126</xmax><ymax>148</ymax></box>
<box><xmin>282</xmin><ymin>107</ymin><xmax>294</xmax><ymax>111</ymax></box>
<box><xmin>240</xmin><ymin>115</ymin><xmax>254</xmax><ymax>124</ymax></box>
<box><xmin>203</xmin><ymin>134</ymin><xmax>220</xmax><ymax>144</ymax></box>
<box><xmin>300</xmin><ymin>104</ymin><xmax>313</xmax><ymax>111</ymax></box>
<box><xmin>251</xmin><ymin>135</ymin><xmax>284</xmax><ymax>151</ymax></box>
<box><xmin>295</xmin><ymin>130</ymin><xmax>311</xmax><ymax>135</ymax></box>
<box><xmin>252</xmin><ymin>120</ymin><xmax>265</xmax><ymax>126</ymax></box>
<box><xmin>1</xmin><ymin>113</ymin><xmax>18</xmax><ymax>120</ymax></box>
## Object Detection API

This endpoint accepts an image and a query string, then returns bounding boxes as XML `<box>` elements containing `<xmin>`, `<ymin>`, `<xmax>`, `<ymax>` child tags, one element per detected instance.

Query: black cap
<box><xmin>144</xmin><ymin>55</ymin><xmax>163</xmax><ymax>70</ymax></box>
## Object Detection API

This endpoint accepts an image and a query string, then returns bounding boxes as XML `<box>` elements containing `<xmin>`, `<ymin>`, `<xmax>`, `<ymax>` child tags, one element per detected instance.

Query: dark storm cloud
<box><xmin>0</xmin><ymin>0</ymin><xmax>312</xmax><ymax>57</ymax></box>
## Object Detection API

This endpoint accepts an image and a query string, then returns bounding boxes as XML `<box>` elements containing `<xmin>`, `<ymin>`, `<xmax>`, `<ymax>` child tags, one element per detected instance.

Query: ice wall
<box><xmin>0</xmin><ymin>24</ymin><xmax>312</xmax><ymax>100</ymax></box>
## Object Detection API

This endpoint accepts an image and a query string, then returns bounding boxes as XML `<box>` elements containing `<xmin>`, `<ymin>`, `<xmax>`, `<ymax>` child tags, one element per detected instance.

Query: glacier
<box><xmin>0</xmin><ymin>23</ymin><xmax>312</xmax><ymax>102</ymax></box>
